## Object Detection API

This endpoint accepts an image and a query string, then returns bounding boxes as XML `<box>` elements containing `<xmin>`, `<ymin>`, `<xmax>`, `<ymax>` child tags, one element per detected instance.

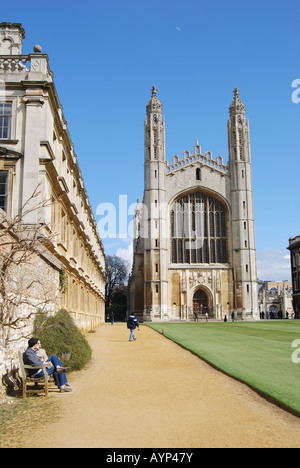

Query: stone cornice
<box><xmin>288</xmin><ymin>236</ymin><xmax>300</xmax><ymax>250</ymax></box>
<box><xmin>22</xmin><ymin>95</ymin><xmax>45</xmax><ymax>106</ymax></box>
<box><xmin>0</xmin><ymin>145</ymin><xmax>22</xmax><ymax>158</ymax></box>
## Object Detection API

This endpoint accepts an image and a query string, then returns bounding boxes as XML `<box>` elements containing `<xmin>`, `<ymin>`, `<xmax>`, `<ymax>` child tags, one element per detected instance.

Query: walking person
<box><xmin>205</xmin><ymin>312</ymin><xmax>208</xmax><ymax>322</ymax></box>
<box><xmin>231</xmin><ymin>311</ymin><xmax>235</xmax><ymax>322</ymax></box>
<box><xmin>127</xmin><ymin>313</ymin><xmax>139</xmax><ymax>341</ymax></box>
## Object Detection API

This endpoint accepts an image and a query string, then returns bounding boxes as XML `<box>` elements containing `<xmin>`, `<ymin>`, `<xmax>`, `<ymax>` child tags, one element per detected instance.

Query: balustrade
<box><xmin>0</xmin><ymin>55</ymin><xmax>29</xmax><ymax>72</ymax></box>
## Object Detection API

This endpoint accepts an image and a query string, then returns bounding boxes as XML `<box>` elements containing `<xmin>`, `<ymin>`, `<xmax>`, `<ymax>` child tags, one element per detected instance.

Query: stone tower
<box><xmin>143</xmin><ymin>86</ymin><xmax>168</xmax><ymax>320</ymax></box>
<box><xmin>228</xmin><ymin>88</ymin><xmax>258</xmax><ymax>319</ymax></box>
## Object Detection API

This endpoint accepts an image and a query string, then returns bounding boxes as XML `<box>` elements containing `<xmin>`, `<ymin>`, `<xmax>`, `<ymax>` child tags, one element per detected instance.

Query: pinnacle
<box><xmin>230</xmin><ymin>86</ymin><xmax>246</xmax><ymax>115</ymax></box>
<box><xmin>151</xmin><ymin>85</ymin><xmax>158</xmax><ymax>97</ymax></box>
<box><xmin>234</xmin><ymin>87</ymin><xmax>240</xmax><ymax>97</ymax></box>
<box><xmin>146</xmin><ymin>85</ymin><xmax>162</xmax><ymax>115</ymax></box>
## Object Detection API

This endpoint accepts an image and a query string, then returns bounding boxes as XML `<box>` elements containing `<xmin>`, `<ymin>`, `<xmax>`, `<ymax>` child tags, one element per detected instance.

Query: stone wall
<box><xmin>0</xmin><ymin>233</ymin><xmax>60</xmax><ymax>385</ymax></box>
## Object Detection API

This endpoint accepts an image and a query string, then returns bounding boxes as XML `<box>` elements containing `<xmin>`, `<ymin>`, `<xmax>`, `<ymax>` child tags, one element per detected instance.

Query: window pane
<box><xmin>210</xmin><ymin>240</ymin><xmax>216</xmax><ymax>263</ymax></box>
<box><xmin>3</xmin><ymin>104</ymin><xmax>12</xmax><ymax>115</ymax></box>
<box><xmin>0</xmin><ymin>183</ymin><xmax>6</xmax><ymax>195</ymax></box>
<box><xmin>0</xmin><ymin>171</ymin><xmax>8</xmax><ymax>212</ymax></box>
<box><xmin>203</xmin><ymin>239</ymin><xmax>209</xmax><ymax>263</ymax></box>
<box><xmin>221</xmin><ymin>212</ymin><xmax>226</xmax><ymax>237</ymax></box>
<box><xmin>222</xmin><ymin>240</ymin><xmax>228</xmax><ymax>263</ymax></box>
<box><xmin>216</xmin><ymin>239</ymin><xmax>221</xmax><ymax>263</ymax></box>
<box><xmin>0</xmin><ymin>103</ymin><xmax>12</xmax><ymax>139</ymax></box>
<box><xmin>191</xmin><ymin>241</ymin><xmax>196</xmax><ymax>263</ymax></box>
<box><xmin>178</xmin><ymin>239</ymin><xmax>183</xmax><ymax>263</ymax></box>
<box><xmin>172</xmin><ymin>239</ymin><xmax>177</xmax><ymax>264</ymax></box>
<box><xmin>171</xmin><ymin>211</ymin><xmax>175</xmax><ymax>237</ymax></box>
<box><xmin>184</xmin><ymin>240</ymin><xmax>190</xmax><ymax>264</ymax></box>
<box><xmin>176</xmin><ymin>209</ymin><xmax>183</xmax><ymax>238</ymax></box>
<box><xmin>215</xmin><ymin>212</ymin><xmax>220</xmax><ymax>237</ymax></box>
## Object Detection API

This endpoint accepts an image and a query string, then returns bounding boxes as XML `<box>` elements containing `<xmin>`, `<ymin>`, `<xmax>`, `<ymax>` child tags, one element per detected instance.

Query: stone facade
<box><xmin>129</xmin><ymin>86</ymin><xmax>259</xmax><ymax>322</ymax></box>
<box><xmin>258</xmin><ymin>281</ymin><xmax>293</xmax><ymax>319</ymax></box>
<box><xmin>287</xmin><ymin>236</ymin><xmax>300</xmax><ymax>318</ymax></box>
<box><xmin>0</xmin><ymin>23</ymin><xmax>105</xmax><ymax>336</ymax></box>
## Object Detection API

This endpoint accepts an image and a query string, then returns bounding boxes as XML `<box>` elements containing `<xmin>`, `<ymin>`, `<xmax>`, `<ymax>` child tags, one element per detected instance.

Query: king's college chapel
<box><xmin>129</xmin><ymin>86</ymin><xmax>259</xmax><ymax>322</ymax></box>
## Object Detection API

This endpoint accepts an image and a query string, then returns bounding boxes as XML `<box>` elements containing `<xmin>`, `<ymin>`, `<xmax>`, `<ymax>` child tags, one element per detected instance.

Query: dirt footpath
<box><xmin>16</xmin><ymin>324</ymin><xmax>300</xmax><ymax>448</ymax></box>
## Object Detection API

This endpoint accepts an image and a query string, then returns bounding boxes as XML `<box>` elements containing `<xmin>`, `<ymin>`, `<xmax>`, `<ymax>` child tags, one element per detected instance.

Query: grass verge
<box><xmin>146</xmin><ymin>321</ymin><xmax>300</xmax><ymax>416</ymax></box>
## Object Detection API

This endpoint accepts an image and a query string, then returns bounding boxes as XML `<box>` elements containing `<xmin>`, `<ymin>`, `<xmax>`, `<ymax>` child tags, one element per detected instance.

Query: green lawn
<box><xmin>146</xmin><ymin>321</ymin><xmax>300</xmax><ymax>415</ymax></box>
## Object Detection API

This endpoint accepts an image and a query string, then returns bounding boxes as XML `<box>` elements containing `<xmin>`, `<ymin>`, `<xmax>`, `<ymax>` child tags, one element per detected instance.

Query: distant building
<box><xmin>258</xmin><ymin>281</ymin><xmax>293</xmax><ymax>319</ymax></box>
<box><xmin>129</xmin><ymin>86</ymin><xmax>259</xmax><ymax>322</ymax></box>
<box><xmin>0</xmin><ymin>23</ymin><xmax>105</xmax><ymax>332</ymax></box>
<box><xmin>287</xmin><ymin>236</ymin><xmax>300</xmax><ymax>318</ymax></box>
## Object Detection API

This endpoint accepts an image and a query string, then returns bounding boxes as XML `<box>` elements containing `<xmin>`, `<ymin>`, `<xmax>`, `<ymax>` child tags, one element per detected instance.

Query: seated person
<box><xmin>35</xmin><ymin>346</ymin><xmax>48</xmax><ymax>362</ymax></box>
<box><xmin>23</xmin><ymin>338</ymin><xmax>72</xmax><ymax>393</ymax></box>
<box><xmin>36</xmin><ymin>345</ymin><xmax>72</xmax><ymax>388</ymax></box>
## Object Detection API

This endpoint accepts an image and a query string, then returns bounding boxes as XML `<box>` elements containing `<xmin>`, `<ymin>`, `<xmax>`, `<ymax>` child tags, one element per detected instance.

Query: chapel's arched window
<box><xmin>171</xmin><ymin>191</ymin><xmax>228</xmax><ymax>264</ymax></box>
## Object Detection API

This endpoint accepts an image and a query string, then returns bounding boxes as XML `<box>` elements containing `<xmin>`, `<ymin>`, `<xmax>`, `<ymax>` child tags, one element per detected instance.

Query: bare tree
<box><xmin>0</xmin><ymin>184</ymin><xmax>59</xmax><ymax>347</ymax></box>
<box><xmin>105</xmin><ymin>255</ymin><xmax>129</xmax><ymax>310</ymax></box>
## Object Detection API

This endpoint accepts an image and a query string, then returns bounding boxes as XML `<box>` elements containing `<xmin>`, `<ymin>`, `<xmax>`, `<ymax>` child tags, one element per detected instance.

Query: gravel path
<box><xmin>10</xmin><ymin>324</ymin><xmax>300</xmax><ymax>448</ymax></box>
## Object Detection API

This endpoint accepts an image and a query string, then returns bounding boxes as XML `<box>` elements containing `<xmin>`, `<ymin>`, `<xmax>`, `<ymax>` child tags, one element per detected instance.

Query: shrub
<box><xmin>106</xmin><ymin>304</ymin><xmax>127</xmax><ymax>322</ymax></box>
<box><xmin>33</xmin><ymin>309</ymin><xmax>92</xmax><ymax>371</ymax></box>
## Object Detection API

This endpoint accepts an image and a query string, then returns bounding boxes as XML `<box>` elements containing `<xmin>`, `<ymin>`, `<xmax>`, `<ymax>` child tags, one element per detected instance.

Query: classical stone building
<box><xmin>287</xmin><ymin>235</ymin><xmax>300</xmax><ymax>318</ymax></box>
<box><xmin>129</xmin><ymin>86</ymin><xmax>259</xmax><ymax>322</ymax></box>
<box><xmin>258</xmin><ymin>281</ymin><xmax>293</xmax><ymax>319</ymax></box>
<box><xmin>0</xmin><ymin>23</ymin><xmax>105</xmax><ymax>333</ymax></box>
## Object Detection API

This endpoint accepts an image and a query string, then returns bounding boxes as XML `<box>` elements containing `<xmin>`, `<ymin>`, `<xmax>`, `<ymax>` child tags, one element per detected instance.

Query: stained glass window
<box><xmin>171</xmin><ymin>191</ymin><xmax>228</xmax><ymax>264</ymax></box>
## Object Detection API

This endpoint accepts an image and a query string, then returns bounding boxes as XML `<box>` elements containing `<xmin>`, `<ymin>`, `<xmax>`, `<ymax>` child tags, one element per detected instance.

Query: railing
<box><xmin>0</xmin><ymin>54</ymin><xmax>52</xmax><ymax>78</ymax></box>
<box><xmin>0</xmin><ymin>55</ymin><xmax>30</xmax><ymax>72</ymax></box>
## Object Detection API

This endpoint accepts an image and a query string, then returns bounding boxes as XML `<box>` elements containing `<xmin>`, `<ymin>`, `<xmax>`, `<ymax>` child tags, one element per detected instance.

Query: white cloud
<box><xmin>256</xmin><ymin>249</ymin><xmax>291</xmax><ymax>281</ymax></box>
<box><xmin>116</xmin><ymin>242</ymin><xmax>133</xmax><ymax>270</ymax></box>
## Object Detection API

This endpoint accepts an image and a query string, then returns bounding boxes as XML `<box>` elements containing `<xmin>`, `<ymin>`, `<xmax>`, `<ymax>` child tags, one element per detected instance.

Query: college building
<box><xmin>0</xmin><ymin>23</ymin><xmax>105</xmax><ymax>335</ymax></box>
<box><xmin>288</xmin><ymin>235</ymin><xmax>300</xmax><ymax>319</ymax></box>
<box><xmin>129</xmin><ymin>86</ymin><xmax>259</xmax><ymax>322</ymax></box>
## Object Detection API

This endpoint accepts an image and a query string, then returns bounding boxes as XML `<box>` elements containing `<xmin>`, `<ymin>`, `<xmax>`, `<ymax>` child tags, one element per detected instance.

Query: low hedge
<box><xmin>33</xmin><ymin>309</ymin><xmax>92</xmax><ymax>371</ymax></box>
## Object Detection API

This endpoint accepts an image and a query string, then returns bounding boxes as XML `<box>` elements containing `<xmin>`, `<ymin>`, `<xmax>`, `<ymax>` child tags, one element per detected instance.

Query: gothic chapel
<box><xmin>129</xmin><ymin>86</ymin><xmax>259</xmax><ymax>322</ymax></box>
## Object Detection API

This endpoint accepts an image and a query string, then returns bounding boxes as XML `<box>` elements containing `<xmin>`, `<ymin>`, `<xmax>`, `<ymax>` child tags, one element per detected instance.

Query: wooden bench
<box><xmin>18</xmin><ymin>351</ymin><xmax>51</xmax><ymax>398</ymax></box>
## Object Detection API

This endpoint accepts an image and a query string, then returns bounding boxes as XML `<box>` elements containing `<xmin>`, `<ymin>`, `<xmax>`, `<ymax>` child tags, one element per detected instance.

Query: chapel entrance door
<box><xmin>193</xmin><ymin>289</ymin><xmax>209</xmax><ymax>319</ymax></box>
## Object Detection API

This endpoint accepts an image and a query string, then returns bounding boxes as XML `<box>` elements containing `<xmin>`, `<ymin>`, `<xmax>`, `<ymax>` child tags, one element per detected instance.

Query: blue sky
<box><xmin>3</xmin><ymin>0</ymin><xmax>300</xmax><ymax>280</ymax></box>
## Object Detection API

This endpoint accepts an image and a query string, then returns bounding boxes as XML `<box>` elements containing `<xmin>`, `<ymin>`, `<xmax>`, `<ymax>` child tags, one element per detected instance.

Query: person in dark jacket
<box><xmin>127</xmin><ymin>314</ymin><xmax>139</xmax><ymax>342</ymax></box>
<box><xmin>23</xmin><ymin>338</ymin><xmax>72</xmax><ymax>393</ymax></box>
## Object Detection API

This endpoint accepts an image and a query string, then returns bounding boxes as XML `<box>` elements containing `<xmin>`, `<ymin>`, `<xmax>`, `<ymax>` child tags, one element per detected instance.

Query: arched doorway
<box><xmin>269</xmin><ymin>305</ymin><xmax>278</xmax><ymax>319</ymax></box>
<box><xmin>193</xmin><ymin>289</ymin><xmax>209</xmax><ymax>319</ymax></box>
